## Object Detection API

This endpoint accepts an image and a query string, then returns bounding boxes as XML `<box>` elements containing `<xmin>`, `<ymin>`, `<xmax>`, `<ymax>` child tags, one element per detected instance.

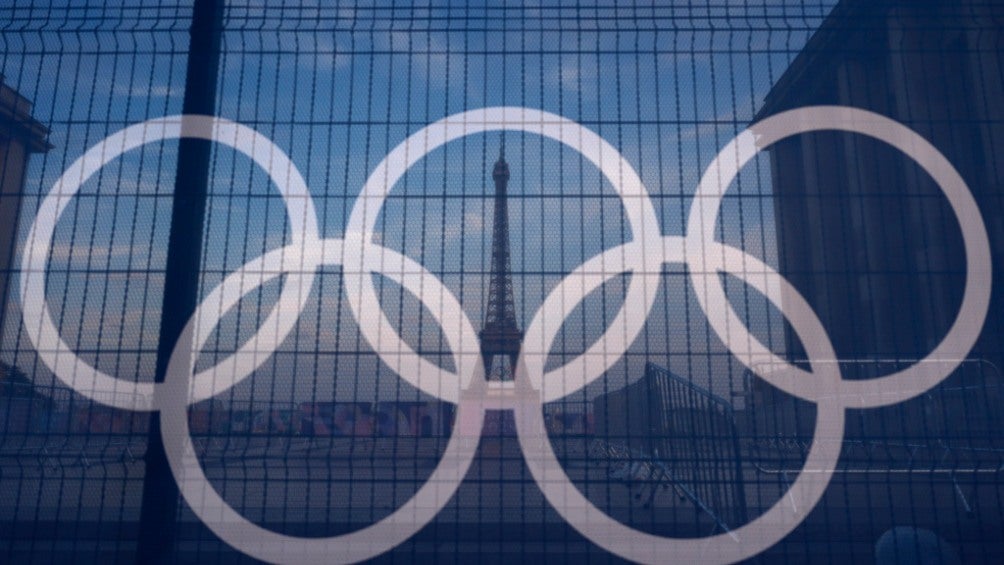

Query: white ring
<box><xmin>19</xmin><ymin>115</ymin><xmax>319</xmax><ymax>411</ymax></box>
<box><xmin>160</xmin><ymin>241</ymin><xmax>485</xmax><ymax>563</ymax></box>
<box><xmin>686</xmin><ymin>106</ymin><xmax>991</xmax><ymax>408</ymax></box>
<box><xmin>344</xmin><ymin>107</ymin><xmax>663</xmax><ymax>402</ymax></box>
<box><xmin>516</xmin><ymin>237</ymin><xmax>846</xmax><ymax>564</ymax></box>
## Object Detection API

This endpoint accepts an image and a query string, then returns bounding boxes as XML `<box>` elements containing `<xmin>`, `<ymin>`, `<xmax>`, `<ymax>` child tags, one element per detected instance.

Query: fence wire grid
<box><xmin>1</xmin><ymin>1</ymin><xmax>1003</xmax><ymax>563</ymax></box>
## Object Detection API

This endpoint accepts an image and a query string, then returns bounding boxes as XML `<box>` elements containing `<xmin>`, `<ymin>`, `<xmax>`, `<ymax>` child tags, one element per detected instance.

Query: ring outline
<box><xmin>158</xmin><ymin>241</ymin><xmax>487</xmax><ymax>563</ymax></box>
<box><xmin>343</xmin><ymin>107</ymin><xmax>664</xmax><ymax>404</ymax></box>
<box><xmin>19</xmin><ymin>116</ymin><xmax>320</xmax><ymax>411</ymax></box>
<box><xmin>515</xmin><ymin>238</ymin><xmax>847</xmax><ymax>564</ymax></box>
<box><xmin>686</xmin><ymin>106</ymin><xmax>992</xmax><ymax>408</ymax></box>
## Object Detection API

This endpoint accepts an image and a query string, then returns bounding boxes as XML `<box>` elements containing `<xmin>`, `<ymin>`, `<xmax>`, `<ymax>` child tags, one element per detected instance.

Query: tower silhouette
<box><xmin>479</xmin><ymin>140</ymin><xmax>522</xmax><ymax>381</ymax></box>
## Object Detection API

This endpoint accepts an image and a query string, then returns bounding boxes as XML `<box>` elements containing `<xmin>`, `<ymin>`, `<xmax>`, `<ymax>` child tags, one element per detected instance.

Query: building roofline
<box><xmin>0</xmin><ymin>75</ymin><xmax>52</xmax><ymax>153</ymax></box>
<box><xmin>752</xmin><ymin>0</ymin><xmax>885</xmax><ymax>124</ymax></box>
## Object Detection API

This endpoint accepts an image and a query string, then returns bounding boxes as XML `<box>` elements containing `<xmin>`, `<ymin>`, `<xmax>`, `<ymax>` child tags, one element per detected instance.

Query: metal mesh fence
<box><xmin>1</xmin><ymin>0</ymin><xmax>1003</xmax><ymax>562</ymax></box>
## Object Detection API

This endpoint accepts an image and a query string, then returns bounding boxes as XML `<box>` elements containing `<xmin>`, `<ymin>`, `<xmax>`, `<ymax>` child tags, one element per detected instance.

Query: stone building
<box><xmin>755</xmin><ymin>0</ymin><xmax>1003</xmax><ymax>368</ymax></box>
<box><xmin>0</xmin><ymin>76</ymin><xmax>50</xmax><ymax>340</ymax></box>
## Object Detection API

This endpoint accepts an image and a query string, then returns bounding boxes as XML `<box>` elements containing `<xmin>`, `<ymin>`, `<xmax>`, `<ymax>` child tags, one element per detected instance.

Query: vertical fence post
<box><xmin>136</xmin><ymin>0</ymin><xmax>224</xmax><ymax>561</ymax></box>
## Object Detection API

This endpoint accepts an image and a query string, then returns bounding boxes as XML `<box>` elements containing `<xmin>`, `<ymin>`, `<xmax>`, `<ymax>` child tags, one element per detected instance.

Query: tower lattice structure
<box><xmin>479</xmin><ymin>143</ymin><xmax>522</xmax><ymax>381</ymax></box>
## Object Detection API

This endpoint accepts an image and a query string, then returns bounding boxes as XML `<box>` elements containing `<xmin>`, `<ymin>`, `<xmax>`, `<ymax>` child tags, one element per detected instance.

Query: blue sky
<box><xmin>1</xmin><ymin>1</ymin><xmax>836</xmax><ymax>405</ymax></box>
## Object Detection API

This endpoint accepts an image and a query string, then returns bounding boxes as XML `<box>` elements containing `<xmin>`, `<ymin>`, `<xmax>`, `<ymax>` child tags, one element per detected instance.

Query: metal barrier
<box><xmin>744</xmin><ymin>359</ymin><xmax>1004</xmax><ymax>472</ymax></box>
<box><xmin>591</xmin><ymin>362</ymin><xmax>748</xmax><ymax>535</ymax></box>
<box><xmin>743</xmin><ymin>358</ymin><xmax>1004</xmax><ymax>520</ymax></box>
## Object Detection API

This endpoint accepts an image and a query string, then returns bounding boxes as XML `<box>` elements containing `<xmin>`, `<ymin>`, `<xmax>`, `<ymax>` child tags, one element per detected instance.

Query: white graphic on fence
<box><xmin>18</xmin><ymin>107</ymin><xmax>991</xmax><ymax>564</ymax></box>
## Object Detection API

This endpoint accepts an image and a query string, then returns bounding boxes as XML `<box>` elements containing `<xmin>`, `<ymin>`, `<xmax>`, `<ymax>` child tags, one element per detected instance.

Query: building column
<box><xmin>0</xmin><ymin>77</ymin><xmax>51</xmax><ymax>354</ymax></box>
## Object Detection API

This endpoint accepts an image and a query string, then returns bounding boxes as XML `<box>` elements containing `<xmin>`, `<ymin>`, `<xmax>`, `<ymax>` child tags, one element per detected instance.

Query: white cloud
<box><xmin>48</xmin><ymin>242</ymin><xmax>152</xmax><ymax>263</ymax></box>
<box><xmin>546</xmin><ymin>59</ymin><xmax>598</xmax><ymax>99</ymax></box>
<box><xmin>442</xmin><ymin>208</ymin><xmax>486</xmax><ymax>247</ymax></box>
<box><xmin>112</xmin><ymin>82</ymin><xmax>178</xmax><ymax>98</ymax></box>
<box><xmin>307</xmin><ymin>34</ymin><xmax>353</xmax><ymax>71</ymax></box>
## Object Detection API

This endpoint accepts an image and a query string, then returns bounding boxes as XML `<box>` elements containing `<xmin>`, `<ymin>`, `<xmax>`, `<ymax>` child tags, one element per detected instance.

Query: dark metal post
<box><xmin>136</xmin><ymin>0</ymin><xmax>224</xmax><ymax>561</ymax></box>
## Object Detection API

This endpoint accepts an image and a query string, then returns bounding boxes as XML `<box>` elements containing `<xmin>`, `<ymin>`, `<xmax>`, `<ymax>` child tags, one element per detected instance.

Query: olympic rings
<box><xmin>17</xmin><ymin>107</ymin><xmax>990</xmax><ymax>564</ymax></box>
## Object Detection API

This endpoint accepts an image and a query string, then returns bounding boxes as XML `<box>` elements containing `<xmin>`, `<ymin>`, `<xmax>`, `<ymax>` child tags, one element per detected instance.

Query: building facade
<box><xmin>756</xmin><ymin>0</ymin><xmax>1004</xmax><ymax>368</ymax></box>
<box><xmin>0</xmin><ymin>76</ymin><xmax>50</xmax><ymax>346</ymax></box>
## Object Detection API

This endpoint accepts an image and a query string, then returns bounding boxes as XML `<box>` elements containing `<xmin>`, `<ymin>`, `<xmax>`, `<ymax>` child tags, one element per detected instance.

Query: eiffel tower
<box><xmin>479</xmin><ymin>140</ymin><xmax>522</xmax><ymax>381</ymax></box>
